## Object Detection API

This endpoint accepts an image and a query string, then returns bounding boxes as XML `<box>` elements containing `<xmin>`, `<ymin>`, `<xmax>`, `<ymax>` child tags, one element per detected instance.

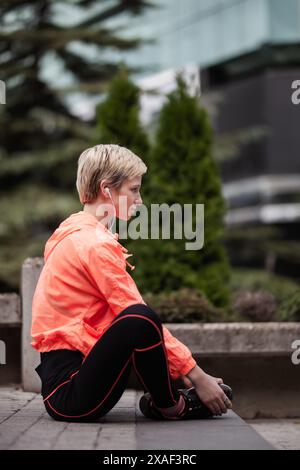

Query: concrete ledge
<box><xmin>0</xmin><ymin>294</ymin><xmax>21</xmax><ymax>326</ymax></box>
<box><xmin>158</xmin><ymin>323</ymin><xmax>300</xmax><ymax>419</ymax></box>
<box><xmin>165</xmin><ymin>322</ymin><xmax>300</xmax><ymax>357</ymax></box>
<box><xmin>0</xmin><ymin>294</ymin><xmax>21</xmax><ymax>383</ymax></box>
<box><xmin>21</xmin><ymin>257</ymin><xmax>44</xmax><ymax>393</ymax></box>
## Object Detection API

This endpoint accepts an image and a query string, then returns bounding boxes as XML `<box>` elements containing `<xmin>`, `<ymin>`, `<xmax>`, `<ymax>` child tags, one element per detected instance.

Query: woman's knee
<box><xmin>117</xmin><ymin>303</ymin><xmax>162</xmax><ymax>329</ymax></box>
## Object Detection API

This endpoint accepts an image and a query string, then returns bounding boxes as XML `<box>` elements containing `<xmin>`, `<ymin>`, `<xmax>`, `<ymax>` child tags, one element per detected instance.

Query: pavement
<box><xmin>246</xmin><ymin>419</ymin><xmax>300</xmax><ymax>450</ymax></box>
<box><xmin>0</xmin><ymin>386</ymin><xmax>277</xmax><ymax>450</ymax></box>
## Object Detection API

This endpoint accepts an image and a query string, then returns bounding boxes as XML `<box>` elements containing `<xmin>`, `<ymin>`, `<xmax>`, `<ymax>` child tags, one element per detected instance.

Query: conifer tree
<box><xmin>0</xmin><ymin>0</ymin><xmax>152</xmax><ymax>291</ymax></box>
<box><xmin>96</xmin><ymin>69</ymin><xmax>149</xmax><ymax>160</ymax></box>
<box><xmin>95</xmin><ymin>69</ymin><xmax>151</xmax><ymax>268</ymax></box>
<box><xmin>137</xmin><ymin>76</ymin><xmax>231</xmax><ymax>308</ymax></box>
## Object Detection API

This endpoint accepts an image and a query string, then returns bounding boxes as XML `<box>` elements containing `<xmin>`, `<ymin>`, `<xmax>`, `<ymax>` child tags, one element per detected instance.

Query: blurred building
<box><xmin>198</xmin><ymin>0</ymin><xmax>300</xmax><ymax>230</ymax></box>
<box><xmin>123</xmin><ymin>0</ymin><xmax>300</xmax><ymax>276</ymax></box>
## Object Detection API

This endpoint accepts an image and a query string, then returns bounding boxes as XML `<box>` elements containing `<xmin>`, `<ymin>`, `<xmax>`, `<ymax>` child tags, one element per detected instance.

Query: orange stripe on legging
<box><xmin>134</xmin><ymin>340</ymin><xmax>162</xmax><ymax>352</ymax></box>
<box><xmin>108</xmin><ymin>314</ymin><xmax>177</xmax><ymax>405</ymax></box>
<box><xmin>45</xmin><ymin>353</ymin><xmax>134</xmax><ymax>419</ymax></box>
<box><xmin>81</xmin><ymin>313</ymin><xmax>164</xmax><ymax>365</ymax></box>
<box><xmin>43</xmin><ymin>370</ymin><xmax>79</xmax><ymax>402</ymax></box>
<box><xmin>45</xmin><ymin>313</ymin><xmax>177</xmax><ymax>417</ymax></box>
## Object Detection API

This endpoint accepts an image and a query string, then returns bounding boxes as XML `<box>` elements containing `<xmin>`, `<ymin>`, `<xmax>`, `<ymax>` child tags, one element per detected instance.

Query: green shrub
<box><xmin>232</xmin><ymin>290</ymin><xmax>277</xmax><ymax>322</ymax></box>
<box><xmin>143</xmin><ymin>288</ymin><xmax>227</xmax><ymax>323</ymax></box>
<box><xmin>141</xmin><ymin>270</ymin><xmax>299</xmax><ymax>323</ymax></box>
<box><xmin>279</xmin><ymin>290</ymin><xmax>300</xmax><ymax>322</ymax></box>
<box><xmin>230</xmin><ymin>269</ymin><xmax>300</xmax><ymax>322</ymax></box>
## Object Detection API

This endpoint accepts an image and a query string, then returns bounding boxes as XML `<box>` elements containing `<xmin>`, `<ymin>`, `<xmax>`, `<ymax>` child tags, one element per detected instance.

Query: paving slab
<box><xmin>0</xmin><ymin>387</ymin><xmax>274</xmax><ymax>450</ymax></box>
<box><xmin>247</xmin><ymin>419</ymin><xmax>300</xmax><ymax>450</ymax></box>
<box><xmin>136</xmin><ymin>406</ymin><xmax>273</xmax><ymax>450</ymax></box>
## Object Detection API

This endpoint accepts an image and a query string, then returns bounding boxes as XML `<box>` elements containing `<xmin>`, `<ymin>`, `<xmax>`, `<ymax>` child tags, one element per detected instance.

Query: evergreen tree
<box><xmin>136</xmin><ymin>76</ymin><xmax>231</xmax><ymax>308</ymax></box>
<box><xmin>95</xmin><ymin>69</ymin><xmax>152</xmax><ymax>268</ymax></box>
<box><xmin>95</xmin><ymin>69</ymin><xmax>149</xmax><ymax>160</ymax></box>
<box><xmin>0</xmin><ymin>0</ymin><xmax>152</xmax><ymax>291</ymax></box>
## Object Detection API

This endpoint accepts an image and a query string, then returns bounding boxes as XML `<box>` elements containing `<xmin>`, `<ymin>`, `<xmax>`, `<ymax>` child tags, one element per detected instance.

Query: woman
<box><xmin>31</xmin><ymin>144</ymin><xmax>232</xmax><ymax>422</ymax></box>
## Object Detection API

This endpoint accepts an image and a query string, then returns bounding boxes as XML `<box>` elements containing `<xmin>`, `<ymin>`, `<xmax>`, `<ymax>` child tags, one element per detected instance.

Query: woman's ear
<box><xmin>99</xmin><ymin>180</ymin><xmax>109</xmax><ymax>197</ymax></box>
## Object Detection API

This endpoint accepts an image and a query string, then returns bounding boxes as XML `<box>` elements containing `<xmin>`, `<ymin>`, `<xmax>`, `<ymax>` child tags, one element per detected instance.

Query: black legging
<box><xmin>42</xmin><ymin>304</ymin><xmax>181</xmax><ymax>422</ymax></box>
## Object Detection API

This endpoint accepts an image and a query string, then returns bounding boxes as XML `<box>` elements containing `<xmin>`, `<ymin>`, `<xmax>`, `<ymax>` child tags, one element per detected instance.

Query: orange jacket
<box><xmin>31</xmin><ymin>211</ymin><xmax>196</xmax><ymax>379</ymax></box>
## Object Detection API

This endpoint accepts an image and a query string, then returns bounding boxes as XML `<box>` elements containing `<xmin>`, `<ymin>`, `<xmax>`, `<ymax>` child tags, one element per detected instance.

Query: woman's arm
<box><xmin>185</xmin><ymin>365</ymin><xmax>232</xmax><ymax>415</ymax></box>
<box><xmin>86</xmin><ymin>241</ymin><xmax>197</xmax><ymax>381</ymax></box>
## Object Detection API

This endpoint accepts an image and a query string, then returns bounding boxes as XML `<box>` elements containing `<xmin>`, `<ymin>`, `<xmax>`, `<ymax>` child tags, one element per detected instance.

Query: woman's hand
<box><xmin>186</xmin><ymin>366</ymin><xmax>232</xmax><ymax>416</ymax></box>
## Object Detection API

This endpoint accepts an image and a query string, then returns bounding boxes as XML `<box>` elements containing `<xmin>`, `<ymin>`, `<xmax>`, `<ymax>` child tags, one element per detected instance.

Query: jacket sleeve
<box><xmin>87</xmin><ymin>240</ymin><xmax>197</xmax><ymax>380</ymax></box>
<box><xmin>162</xmin><ymin>326</ymin><xmax>197</xmax><ymax>379</ymax></box>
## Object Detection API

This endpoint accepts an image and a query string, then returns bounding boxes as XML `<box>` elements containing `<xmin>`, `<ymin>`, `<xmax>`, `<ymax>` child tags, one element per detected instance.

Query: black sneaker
<box><xmin>179</xmin><ymin>383</ymin><xmax>233</xmax><ymax>419</ymax></box>
<box><xmin>139</xmin><ymin>383</ymin><xmax>233</xmax><ymax>421</ymax></box>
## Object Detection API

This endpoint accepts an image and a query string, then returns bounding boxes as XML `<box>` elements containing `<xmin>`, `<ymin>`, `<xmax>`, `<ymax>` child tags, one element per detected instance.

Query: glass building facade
<box><xmin>116</xmin><ymin>0</ymin><xmax>300</xmax><ymax>76</ymax></box>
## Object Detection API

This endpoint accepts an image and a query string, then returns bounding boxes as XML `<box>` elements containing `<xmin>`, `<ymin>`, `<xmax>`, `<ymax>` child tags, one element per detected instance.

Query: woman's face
<box><xmin>113</xmin><ymin>176</ymin><xmax>143</xmax><ymax>221</ymax></box>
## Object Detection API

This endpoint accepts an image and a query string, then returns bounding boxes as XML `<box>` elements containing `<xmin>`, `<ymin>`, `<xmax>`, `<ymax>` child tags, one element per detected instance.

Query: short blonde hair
<box><xmin>76</xmin><ymin>144</ymin><xmax>147</xmax><ymax>204</ymax></box>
